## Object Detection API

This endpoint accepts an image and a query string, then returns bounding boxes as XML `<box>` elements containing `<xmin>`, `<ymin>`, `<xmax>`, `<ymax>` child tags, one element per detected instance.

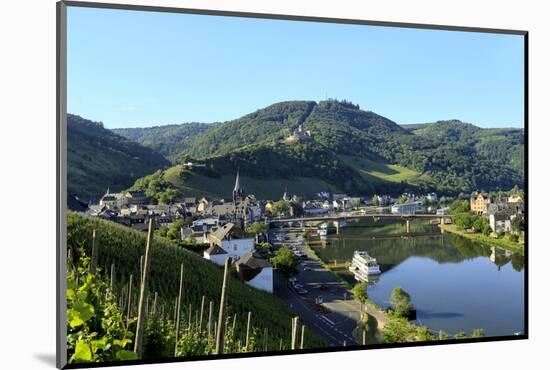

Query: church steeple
<box><xmin>232</xmin><ymin>169</ymin><xmax>243</xmax><ymax>203</ymax></box>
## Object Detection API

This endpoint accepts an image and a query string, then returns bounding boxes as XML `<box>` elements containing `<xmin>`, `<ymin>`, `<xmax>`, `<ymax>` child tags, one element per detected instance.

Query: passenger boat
<box><xmin>348</xmin><ymin>251</ymin><xmax>381</xmax><ymax>281</ymax></box>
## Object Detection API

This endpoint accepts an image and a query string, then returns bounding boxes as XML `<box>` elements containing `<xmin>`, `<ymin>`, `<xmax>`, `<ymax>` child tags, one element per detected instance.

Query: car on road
<box><xmin>303</xmin><ymin>266</ymin><xmax>311</xmax><ymax>271</ymax></box>
<box><xmin>296</xmin><ymin>288</ymin><xmax>309</xmax><ymax>295</ymax></box>
<box><xmin>288</xmin><ymin>277</ymin><xmax>297</xmax><ymax>283</ymax></box>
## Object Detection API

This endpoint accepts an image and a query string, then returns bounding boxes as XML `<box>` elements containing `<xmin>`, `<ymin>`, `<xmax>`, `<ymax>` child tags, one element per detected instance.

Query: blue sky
<box><xmin>67</xmin><ymin>6</ymin><xmax>525</xmax><ymax>129</ymax></box>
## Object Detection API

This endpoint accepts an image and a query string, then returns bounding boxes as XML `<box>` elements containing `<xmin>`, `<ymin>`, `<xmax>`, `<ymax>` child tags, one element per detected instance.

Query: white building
<box><xmin>489</xmin><ymin>213</ymin><xmax>512</xmax><ymax>234</ymax></box>
<box><xmin>203</xmin><ymin>245</ymin><xmax>229</xmax><ymax>266</ymax></box>
<box><xmin>206</xmin><ymin>223</ymin><xmax>255</xmax><ymax>262</ymax></box>
<box><xmin>235</xmin><ymin>252</ymin><xmax>273</xmax><ymax>293</ymax></box>
<box><xmin>391</xmin><ymin>201</ymin><xmax>422</xmax><ymax>214</ymax></box>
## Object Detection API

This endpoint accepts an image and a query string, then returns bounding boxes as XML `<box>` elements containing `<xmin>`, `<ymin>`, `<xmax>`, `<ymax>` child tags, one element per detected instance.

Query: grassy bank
<box><xmin>439</xmin><ymin>224</ymin><xmax>524</xmax><ymax>255</ymax></box>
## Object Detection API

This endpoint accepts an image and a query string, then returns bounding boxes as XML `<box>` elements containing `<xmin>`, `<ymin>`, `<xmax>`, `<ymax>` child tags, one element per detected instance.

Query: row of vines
<box><xmin>66</xmin><ymin>212</ymin><xmax>327</xmax><ymax>364</ymax></box>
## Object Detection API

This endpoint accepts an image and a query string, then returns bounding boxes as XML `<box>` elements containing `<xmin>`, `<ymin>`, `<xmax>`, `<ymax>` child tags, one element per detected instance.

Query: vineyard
<box><xmin>66</xmin><ymin>212</ymin><xmax>327</xmax><ymax>364</ymax></box>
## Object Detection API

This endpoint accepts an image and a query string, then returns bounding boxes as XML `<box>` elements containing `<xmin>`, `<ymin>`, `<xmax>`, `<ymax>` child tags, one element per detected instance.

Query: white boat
<box><xmin>319</xmin><ymin>228</ymin><xmax>328</xmax><ymax>237</ymax></box>
<box><xmin>349</xmin><ymin>251</ymin><xmax>381</xmax><ymax>281</ymax></box>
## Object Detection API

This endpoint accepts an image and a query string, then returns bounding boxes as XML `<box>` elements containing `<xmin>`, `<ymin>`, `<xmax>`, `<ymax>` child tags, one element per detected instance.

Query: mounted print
<box><xmin>56</xmin><ymin>1</ymin><xmax>527</xmax><ymax>368</ymax></box>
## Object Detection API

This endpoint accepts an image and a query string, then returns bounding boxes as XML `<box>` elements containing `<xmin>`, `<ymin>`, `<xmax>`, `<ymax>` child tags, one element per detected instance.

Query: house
<box><xmin>99</xmin><ymin>191</ymin><xmax>127</xmax><ymax>208</ymax></box>
<box><xmin>508</xmin><ymin>195</ymin><xmax>523</xmax><ymax>203</ymax></box>
<box><xmin>207</xmin><ymin>223</ymin><xmax>255</xmax><ymax>261</ymax></box>
<box><xmin>124</xmin><ymin>190</ymin><xmax>147</xmax><ymax>205</ymax></box>
<box><xmin>489</xmin><ymin>212</ymin><xmax>512</xmax><ymax>234</ymax></box>
<box><xmin>470</xmin><ymin>192</ymin><xmax>490</xmax><ymax>215</ymax></box>
<box><xmin>235</xmin><ymin>251</ymin><xmax>273</xmax><ymax>293</ymax></box>
<box><xmin>203</xmin><ymin>245</ymin><xmax>229</xmax><ymax>266</ymax></box>
<box><xmin>391</xmin><ymin>201</ymin><xmax>422</xmax><ymax>214</ymax></box>
<box><xmin>191</xmin><ymin>217</ymin><xmax>219</xmax><ymax>233</ymax></box>
<box><xmin>436</xmin><ymin>207</ymin><xmax>450</xmax><ymax>216</ymax></box>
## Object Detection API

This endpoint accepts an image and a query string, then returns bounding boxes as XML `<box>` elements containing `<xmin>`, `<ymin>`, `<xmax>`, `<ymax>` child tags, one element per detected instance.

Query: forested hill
<box><xmin>112</xmin><ymin>122</ymin><xmax>212</xmax><ymax>159</ymax></box>
<box><xmin>67</xmin><ymin>114</ymin><xmax>171</xmax><ymax>202</ymax></box>
<box><xmin>407</xmin><ymin>120</ymin><xmax>525</xmax><ymax>179</ymax></box>
<box><xmin>122</xmin><ymin>100</ymin><xmax>524</xmax><ymax>199</ymax></box>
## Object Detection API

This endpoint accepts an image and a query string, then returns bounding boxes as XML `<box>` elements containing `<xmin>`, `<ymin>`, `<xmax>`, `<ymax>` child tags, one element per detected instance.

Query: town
<box><xmin>68</xmin><ymin>170</ymin><xmax>525</xmax><ymax>298</ymax></box>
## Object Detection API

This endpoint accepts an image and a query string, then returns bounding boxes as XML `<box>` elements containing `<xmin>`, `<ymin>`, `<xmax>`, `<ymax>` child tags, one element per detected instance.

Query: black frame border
<box><xmin>56</xmin><ymin>1</ymin><xmax>529</xmax><ymax>369</ymax></box>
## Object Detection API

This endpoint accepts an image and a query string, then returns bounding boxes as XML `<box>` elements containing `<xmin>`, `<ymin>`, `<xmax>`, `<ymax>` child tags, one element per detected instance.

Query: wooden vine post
<box><xmin>134</xmin><ymin>218</ymin><xmax>155</xmax><ymax>357</ymax></box>
<box><xmin>245</xmin><ymin>311</ymin><xmax>252</xmax><ymax>351</ymax></box>
<box><xmin>90</xmin><ymin>229</ymin><xmax>97</xmax><ymax>273</ymax></box>
<box><xmin>174</xmin><ymin>263</ymin><xmax>184</xmax><ymax>356</ymax></box>
<box><xmin>215</xmin><ymin>257</ymin><xmax>232</xmax><ymax>354</ymax></box>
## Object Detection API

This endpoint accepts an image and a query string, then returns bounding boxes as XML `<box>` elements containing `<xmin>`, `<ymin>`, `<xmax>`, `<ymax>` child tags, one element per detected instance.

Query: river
<box><xmin>309</xmin><ymin>218</ymin><xmax>525</xmax><ymax>337</ymax></box>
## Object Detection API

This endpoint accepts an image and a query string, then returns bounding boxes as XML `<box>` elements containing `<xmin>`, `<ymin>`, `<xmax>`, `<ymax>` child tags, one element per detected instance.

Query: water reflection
<box><xmin>309</xmin><ymin>219</ymin><xmax>525</xmax><ymax>336</ymax></box>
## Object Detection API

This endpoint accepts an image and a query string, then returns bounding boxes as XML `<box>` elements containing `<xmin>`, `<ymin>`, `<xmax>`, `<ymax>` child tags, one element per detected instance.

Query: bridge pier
<box><xmin>406</xmin><ymin>219</ymin><xmax>410</xmax><ymax>234</ymax></box>
<box><xmin>334</xmin><ymin>221</ymin><xmax>340</xmax><ymax>235</ymax></box>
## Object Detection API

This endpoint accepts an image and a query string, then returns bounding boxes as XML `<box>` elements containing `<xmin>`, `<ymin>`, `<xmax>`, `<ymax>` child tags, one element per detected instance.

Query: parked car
<box><xmin>296</xmin><ymin>288</ymin><xmax>309</xmax><ymax>295</ymax></box>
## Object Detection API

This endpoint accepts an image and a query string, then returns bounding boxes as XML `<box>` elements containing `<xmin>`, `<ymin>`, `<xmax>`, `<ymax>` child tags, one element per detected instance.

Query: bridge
<box><xmin>266</xmin><ymin>212</ymin><xmax>452</xmax><ymax>234</ymax></box>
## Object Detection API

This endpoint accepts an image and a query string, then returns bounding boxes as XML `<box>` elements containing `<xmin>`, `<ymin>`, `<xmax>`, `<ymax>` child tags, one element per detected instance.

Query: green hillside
<box><xmin>67</xmin><ymin>213</ymin><xmax>327</xmax><ymax>353</ymax></box>
<box><xmin>176</xmin><ymin>101</ymin><xmax>317</xmax><ymax>160</ymax></box>
<box><xmin>339</xmin><ymin>155</ymin><xmax>432</xmax><ymax>185</ymax></box>
<box><xmin>112</xmin><ymin>122</ymin><xmax>213</xmax><ymax>160</ymax></box>
<box><xmin>67</xmin><ymin>114</ymin><xmax>171</xmax><ymax>202</ymax></box>
<box><xmin>73</xmin><ymin>99</ymin><xmax>524</xmax><ymax>199</ymax></box>
<box><xmin>163</xmin><ymin>165</ymin><xmax>340</xmax><ymax>199</ymax></box>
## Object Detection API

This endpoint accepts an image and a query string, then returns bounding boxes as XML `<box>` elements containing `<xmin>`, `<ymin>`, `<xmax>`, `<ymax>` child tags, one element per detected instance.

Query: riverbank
<box><xmin>439</xmin><ymin>224</ymin><xmax>524</xmax><ymax>255</ymax></box>
<box><xmin>304</xmin><ymin>241</ymin><xmax>390</xmax><ymax>329</ymax></box>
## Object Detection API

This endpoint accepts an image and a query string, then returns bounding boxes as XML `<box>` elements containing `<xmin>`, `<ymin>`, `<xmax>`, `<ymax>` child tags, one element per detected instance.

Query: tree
<box><xmin>453</xmin><ymin>212</ymin><xmax>476</xmax><ymax>230</ymax></box>
<box><xmin>269</xmin><ymin>247</ymin><xmax>297</xmax><ymax>276</ymax></box>
<box><xmin>166</xmin><ymin>219</ymin><xmax>185</xmax><ymax>241</ymax></box>
<box><xmin>246</xmin><ymin>222</ymin><xmax>267</xmax><ymax>243</ymax></box>
<box><xmin>371</xmin><ymin>196</ymin><xmax>379</xmax><ymax>206</ymax></box>
<box><xmin>255</xmin><ymin>242</ymin><xmax>271</xmax><ymax>256</ymax></box>
<box><xmin>511</xmin><ymin>216</ymin><xmax>524</xmax><ymax>235</ymax></box>
<box><xmin>449</xmin><ymin>199</ymin><xmax>470</xmax><ymax>215</ymax></box>
<box><xmin>471</xmin><ymin>328</ymin><xmax>484</xmax><ymax>338</ymax></box>
<box><xmin>271</xmin><ymin>200</ymin><xmax>290</xmax><ymax>217</ymax></box>
<box><xmin>472</xmin><ymin>216</ymin><xmax>491</xmax><ymax>235</ymax></box>
<box><xmin>390</xmin><ymin>287</ymin><xmax>412</xmax><ymax>317</ymax></box>
<box><xmin>352</xmin><ymin>282</ymin><xmax>368</xmax><ymax>304</ymax></box>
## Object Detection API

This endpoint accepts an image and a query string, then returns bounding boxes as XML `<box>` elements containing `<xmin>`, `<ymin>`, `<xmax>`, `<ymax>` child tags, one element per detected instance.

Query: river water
<box><xmin>310</xmin><ymin>219</ymin><xmax>525</xmax><ymax>337</ymax></box>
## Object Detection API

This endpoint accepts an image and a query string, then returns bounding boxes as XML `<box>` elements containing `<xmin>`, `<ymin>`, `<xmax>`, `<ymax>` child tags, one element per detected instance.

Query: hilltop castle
<box><xmin>285</xmin><ymin>124</ymin><xmax>311</xmax><ymax>142</ymax></box>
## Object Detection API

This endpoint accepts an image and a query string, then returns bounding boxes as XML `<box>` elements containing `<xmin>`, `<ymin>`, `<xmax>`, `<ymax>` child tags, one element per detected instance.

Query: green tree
<box><xmin>449</xmin><ymin>199</ymin><xmax>470</xmax><ymax>215</ymax></box>
<box><xmin>472</xmin><ymin>216</ymin><xmax>491</xmax><ymax>235</ymax></box>
<box><xmin>390</xmin><ymin>287</ymin><xmax>412</xmax><ymax>317</ymax></box>
<box><xmin>246</xmin><ymin>221</ymin><xmax>268</xmax><ymax>243</ymax></box>
<box><xmin>270</xmin><ymin>247</ymin><xmax>297</xmax><ymax>276</ymax></box>
<box><xmin>453</xmin><ymin>212</ymin><xmax>476</xmax><ymax>230</ymax></box>
<box><xmin>372</xmin><ymin>196</ymin><xmax>379</xmax><ymax>206</ymax></box>
<box><xmin>351</xmin><ymin>282</ymin><xmax>368</xmax><ymax>304</ymax></box>
<box><xmin>471</xmin><ymin>328</ymin><xmax>485</xmax><ymax>338</ymax></box>
<box><xmin>271</xmin><ymin>200</ymin><xmax>290</xmax><ymax>217</ymax></box>
<box><xmin>511</xmin><ymin>216</ymin><xmax>524</xmax><ymax>234</ymax></box>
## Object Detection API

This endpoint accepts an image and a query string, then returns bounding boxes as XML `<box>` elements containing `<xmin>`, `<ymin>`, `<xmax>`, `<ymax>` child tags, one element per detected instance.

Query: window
<box><xmin>234</xmin><ymin>245</ymin><xmax>238</xmax><ymax>251</ymax></box>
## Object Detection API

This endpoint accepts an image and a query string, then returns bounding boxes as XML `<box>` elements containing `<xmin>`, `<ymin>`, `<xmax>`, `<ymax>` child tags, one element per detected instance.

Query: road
<box><xmin>271</xmin><ymin>228</ymin><xmax>362</xmax><ymax>347</ymax></box>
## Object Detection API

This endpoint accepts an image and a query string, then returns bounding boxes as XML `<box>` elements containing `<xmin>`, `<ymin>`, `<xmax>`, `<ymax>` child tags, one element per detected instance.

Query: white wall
<box><xmin>203</xmin><ymin>252</ymin><xmax>227</xmax><ymax>266</ymax></box>
<box><xmin>221</xmin><ymin>238</ymin><xmax>255</xmax><ymax>260</ymax></box>
<box><xmin>246</xmin><ymin>267</ymin><xmax>273</xmax><ymax>293</ymax></box>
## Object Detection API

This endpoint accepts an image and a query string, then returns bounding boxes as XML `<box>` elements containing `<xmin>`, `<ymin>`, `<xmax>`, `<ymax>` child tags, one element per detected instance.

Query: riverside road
<box><xmin>271</xmin><ymin>228</ymin><xmax>370</xmax><ymax>347</ymax></box>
